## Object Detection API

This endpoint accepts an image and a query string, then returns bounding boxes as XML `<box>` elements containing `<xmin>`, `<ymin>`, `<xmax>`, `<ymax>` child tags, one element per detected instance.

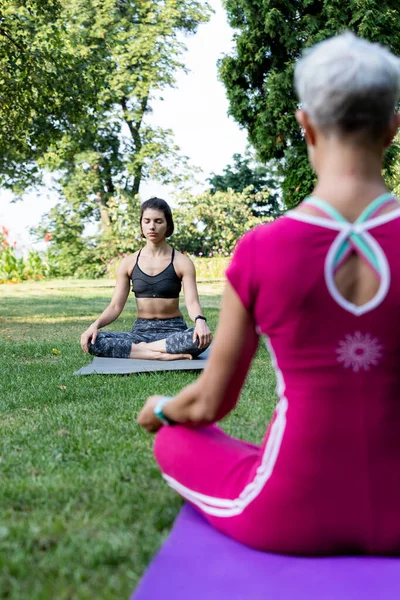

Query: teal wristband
<box><xmin>153</xmin><ymin>396</ymin><xmax>176</xmax><ymax>426</ymax></box>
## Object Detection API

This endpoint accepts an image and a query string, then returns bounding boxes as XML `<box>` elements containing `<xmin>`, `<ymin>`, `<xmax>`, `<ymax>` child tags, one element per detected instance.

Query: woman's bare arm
<box><xmin>179</xmin><ymin>255</ymin><xmax>212</xmax><ymax>348</ymax></box>
<box><xmin>80</xmin><ymin>256</ymin><xmax>132</xmax><ymax>352</ymax></box>
<box><xmin>137</xmin><ymin>282</ymin><xmax>259</xmax><ymax>431</ymax></box>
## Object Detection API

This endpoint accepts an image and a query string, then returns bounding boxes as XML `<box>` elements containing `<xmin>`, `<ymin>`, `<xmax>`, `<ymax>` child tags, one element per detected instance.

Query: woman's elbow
<box><xmin>189</xmin><ymin>399</ymin><xmax>218</xmax><ymax>424</ymax></box>
<box><xmin>109</xmin><ymin>302</ymin><xmax>124</xmax><ymax>315</ymax></box>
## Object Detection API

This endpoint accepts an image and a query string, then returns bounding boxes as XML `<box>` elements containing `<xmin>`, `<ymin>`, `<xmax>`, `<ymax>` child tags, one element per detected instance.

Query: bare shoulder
<box><xmin>117</xmin><ymin>252</ymin><xmax>139</xmax><ymax>278</ymax></box>
<box><xmin>173</xmin><ymin>249</ymin><xmax>195</xmax><ymax>277</ymax></box>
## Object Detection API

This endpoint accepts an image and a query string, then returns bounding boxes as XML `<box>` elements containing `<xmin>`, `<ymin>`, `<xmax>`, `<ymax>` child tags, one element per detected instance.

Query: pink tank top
<box><xmin>226</xmin><ymin>195</ymin><xmax>400</xmax><ymax>553</ymax></box>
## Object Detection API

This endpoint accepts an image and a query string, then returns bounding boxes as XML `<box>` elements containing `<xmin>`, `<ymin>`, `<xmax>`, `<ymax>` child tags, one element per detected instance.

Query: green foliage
<box><xmin>282</xmin><ymin>144</ymin><xmax>316</xmax><ymax>209</ymax></box>
<box><xmin>384</xmin><ymin>136</ymin><xmax>400</xmax><ymax>196</ymax></box>
<box><xmin>1</xmin><ymin>0</ymin><xmax>211</xmax><ymax>244</ymax></box>
<box><xmin>173</xmin><ymin>189</ymin><xmax>272</xmax><ymax>256</ymax></box>
<box><xmin>0</xmin><ymin>228</ymin><xmax>47</xmax><ymax>283</ymax></box>
<box><xmin>0</xmin><ymin>0</ymin><xmax>98</xmax><ymax>194</ymax></box>
<box><xmin>24</xmin><ymin>250</ymin><xmax>48</xmax><ymax>280</ymax></box>
<box><xmin>220</xmin><ymin>0</ymin><xmax>400</xmax><ymax>207</ymax></box>
<box><xmin>190</xmin><ymin>256</ymin><xmax>231</xmax><ymax>280</ymax></box>
<box><xmin>34</xmin><ymin>202</ymin><xmax>88</xmax><ymax>278</ymax></box>
<box><xmin>37</xmin><ymin>195</ymin><xmax>142</xmax><ymax>278</ymax></box>
<box><xmin>0</xmin><ymin>245</ymin><xmax>25</xmax><ymax>283</ymax></box>
<box><xmin>207</xmin><ymin>150</ymin><xmax>282</xmax><ymax>216</ymax></box>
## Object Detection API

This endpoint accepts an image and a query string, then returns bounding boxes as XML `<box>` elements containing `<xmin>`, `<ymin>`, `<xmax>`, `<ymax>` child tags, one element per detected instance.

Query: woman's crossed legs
<box><xmin>88</xmin><ymin>317</ymin><xmax>208</xmax><ymax>360</ymax></box>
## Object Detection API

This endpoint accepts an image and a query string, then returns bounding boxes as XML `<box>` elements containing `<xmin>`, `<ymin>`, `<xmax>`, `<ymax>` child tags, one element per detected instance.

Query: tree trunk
<box><xmin>132</xmin><ymin>164</ymin><xmax>143</xmax><ymax>196</ymax></box>
<box><xmin>97</xmin><ymin>192</ymin><xmax>111</xmax><ymax>233</ymax></box>
<box><xmin>121</xmin><ymin>95</ymin><xmax>149</xmax><ymax>197</ymax></box>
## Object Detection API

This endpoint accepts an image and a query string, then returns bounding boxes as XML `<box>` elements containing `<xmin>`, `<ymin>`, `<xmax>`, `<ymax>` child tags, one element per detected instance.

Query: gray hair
<box><xmin>294</xmin><ymin>32</ymin><xmax>400</xmax><ymax>138</ymax></box>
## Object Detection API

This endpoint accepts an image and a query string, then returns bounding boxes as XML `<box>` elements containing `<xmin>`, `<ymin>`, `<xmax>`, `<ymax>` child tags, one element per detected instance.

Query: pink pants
<box><xmin>153</xmin><ymin>423</ymin><xmax>289</xmax><ymax>552</ymax></box>
<box><xmin>153</xmin><ymin>418</ymin><xmax>381</xmax><ymax>555</ymax></box>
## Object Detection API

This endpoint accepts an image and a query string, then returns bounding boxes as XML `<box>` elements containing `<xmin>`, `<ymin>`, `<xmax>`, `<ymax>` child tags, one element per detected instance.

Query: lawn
<box><xmin>0</xmin><ymin>279</ymin><xmax>277</xmax><ymax>600</ymax></box>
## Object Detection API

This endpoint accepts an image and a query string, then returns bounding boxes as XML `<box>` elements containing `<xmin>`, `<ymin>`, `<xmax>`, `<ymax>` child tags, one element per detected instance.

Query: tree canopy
<box><xmin>219</xmin><ymin>1</ymin><xmax>400</xmax><ymax>207</ymax></box>
<box><xmin>173</xmin><ymin>188</ymin><xmax>272</xmax><ymax>257</ymax></box>
<box><xmin>0</xmin><ymin>0</ymin><xmax>211</xmax><ymax>276</ymax></box>
<box><xmin>0</xmin><ymin>0</ymin><xmax>95</xmax><ymax>192</ymax></box>
<box><xmin>207</xmin><ymin>150</ymin><xmax>281</xmax><ymax>217</ymax></box>
<box><xmin>0</xmin><ymin>0</ymin><xmax>211</xmax><ymax>211</ymax></box>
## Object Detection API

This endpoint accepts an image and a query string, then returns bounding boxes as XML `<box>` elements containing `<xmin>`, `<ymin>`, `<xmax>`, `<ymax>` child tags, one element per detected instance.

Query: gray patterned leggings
<box><xmin>88</xmin><ymin>317</ymin><xmax>207</xmax><ymax>359</ymax></box>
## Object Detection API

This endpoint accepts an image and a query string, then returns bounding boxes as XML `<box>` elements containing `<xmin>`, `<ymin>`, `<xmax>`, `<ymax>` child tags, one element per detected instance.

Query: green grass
<box><xmin>0</xmin><ymin>280</ymin><xmax>277</xmax><ymax>599</ymax></box>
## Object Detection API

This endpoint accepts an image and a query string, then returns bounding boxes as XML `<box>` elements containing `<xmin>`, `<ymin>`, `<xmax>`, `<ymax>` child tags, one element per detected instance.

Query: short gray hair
<box><xmin>294</xmin><ymin>32</ymin><xmax>400</xmax><ymax>138</ymax></box>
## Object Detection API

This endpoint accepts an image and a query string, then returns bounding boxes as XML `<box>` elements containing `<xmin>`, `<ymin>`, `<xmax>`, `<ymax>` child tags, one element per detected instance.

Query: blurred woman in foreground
<box><xmin>139</xmin><ymin>33</ymin><xmax>400</xmax><ymax>555</ymax></box>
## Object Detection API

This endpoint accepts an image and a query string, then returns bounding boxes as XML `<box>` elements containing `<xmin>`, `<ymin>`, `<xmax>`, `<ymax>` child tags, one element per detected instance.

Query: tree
<box><xmin>219</xmin><ymin>1</ymin><xmax>400</xmax><ymax>208</ymax></box>
<box><xmin>0</xmin><ymin>0</ymin><xmax>211</xmax><ymax>221</ymax></box>
<box><xmin>0</xmin><ymin>0</ymin><xmax>97</xmax><ymax>193</ymax></box>
<box><xmin>172</xmin><ymin>188</ymin><xmax>272</xmax><ymax>256</ymax></box>
<box><xmin>36</xmin><ymin>194</ymin><xmax>143</xmax><ymax>278</ymax></box>
<box><xmin>207</xmin><ymin>150</ymin><xmax>281</xmax><ymax>217</ymax></box>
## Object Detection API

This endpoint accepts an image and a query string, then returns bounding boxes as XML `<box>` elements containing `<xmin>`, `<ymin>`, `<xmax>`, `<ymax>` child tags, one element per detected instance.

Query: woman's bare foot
<box><xmin>129</xmin><ymin>343</ymin><xmax>192</xmax><ymax>361</ymax></box>
<box><xmin>155</xmin><ymin>352</ymin><xmax>193</xmax><ymax>361</ymax></box>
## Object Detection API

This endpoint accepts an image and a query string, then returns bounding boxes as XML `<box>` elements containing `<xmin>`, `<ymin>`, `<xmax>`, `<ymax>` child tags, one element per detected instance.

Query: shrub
<box><xmin>0</xmin><ymin>227</ymin><xmax>48</xmax><ymax>283</ymax></box>
<box><xmin>173</xmin><ymin>188</ymin><xmax>273</xmax><ymax>256</ymax></box>
<box><xmin>190</xmin><ymin>255</ymin><xmax>231</xmax><ymax>281</ymax></box>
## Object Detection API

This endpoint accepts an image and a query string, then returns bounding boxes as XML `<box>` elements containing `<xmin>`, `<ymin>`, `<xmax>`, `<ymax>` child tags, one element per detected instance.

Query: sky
<box><xmin>0</xmin><ymin>0</ymin><xmax>248</xmax><ymax>251</ymax></box>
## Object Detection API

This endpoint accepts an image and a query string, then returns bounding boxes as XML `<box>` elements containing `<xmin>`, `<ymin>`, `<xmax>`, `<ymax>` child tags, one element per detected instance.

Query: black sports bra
<box><xmin>131</xmin><ymin>248</ymin><xmax>182</xmax><ymax>299</ymax></box>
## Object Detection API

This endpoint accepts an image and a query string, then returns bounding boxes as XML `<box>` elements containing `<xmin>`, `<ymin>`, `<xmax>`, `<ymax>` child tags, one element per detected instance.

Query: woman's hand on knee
<box><xmin>193</xmin><ymin>321</ymin><xmax>212</xmax><ymax>349</ymax></box>
<box><xmin>80</xmin><ymin>324</ymin><xmax>99</xmax><ymax>353</ymax></box>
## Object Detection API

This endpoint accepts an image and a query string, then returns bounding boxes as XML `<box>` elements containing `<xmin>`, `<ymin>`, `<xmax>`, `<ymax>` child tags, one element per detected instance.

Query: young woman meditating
<box><xmin>80</xmin><ymin>198</ymin><xmax>212</xmax><ymax>361</ymax></box>
<box><xmin>138</xmin><ymin>33</ymin><xmax>400</xmax><ymax>554</ymax></box>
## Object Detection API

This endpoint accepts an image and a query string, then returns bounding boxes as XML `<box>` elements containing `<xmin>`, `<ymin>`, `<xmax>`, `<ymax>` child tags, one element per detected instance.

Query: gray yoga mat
<box><xmin>74</xmin><ymin>346</ymin><xmax>211</xmax><ymax>375</ymax></box>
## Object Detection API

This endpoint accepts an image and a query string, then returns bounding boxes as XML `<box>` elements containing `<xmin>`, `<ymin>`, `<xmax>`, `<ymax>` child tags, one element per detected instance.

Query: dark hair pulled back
<box><xmin>140</xmin><ymin>197</ymin><xmax>174</xmax><ymax>238</ymax></box>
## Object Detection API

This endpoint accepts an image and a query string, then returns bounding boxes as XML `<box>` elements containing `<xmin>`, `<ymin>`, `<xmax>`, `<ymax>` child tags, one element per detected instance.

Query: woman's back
<box><xmin>226</xmin><ymin>202</ymin><xmax>400</xmax><ymax>553</ymax></box>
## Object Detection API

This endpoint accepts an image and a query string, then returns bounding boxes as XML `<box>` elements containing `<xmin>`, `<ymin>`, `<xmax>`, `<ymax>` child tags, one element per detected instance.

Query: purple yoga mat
<box><xmin>132</xmin><ymin>505</ymin><xmax>400</xmax><ymax>600</ymax></box>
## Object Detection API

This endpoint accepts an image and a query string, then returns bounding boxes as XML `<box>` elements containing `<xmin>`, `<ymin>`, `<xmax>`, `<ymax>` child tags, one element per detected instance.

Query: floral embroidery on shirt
<box><xmin>336</xmin><ymin>331</ymin><xmax>383</xmax><ymax>372</ymax></box>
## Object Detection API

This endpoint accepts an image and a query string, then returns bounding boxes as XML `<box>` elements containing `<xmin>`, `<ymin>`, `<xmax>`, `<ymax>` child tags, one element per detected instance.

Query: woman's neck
<box><xmin>311</xmin><ymin>140</ymin><xmax>389</xmax><ymax>219</ymax></box>
<box><xmin>143</xmin><ymin>240</ymin><xmax>170</xmax><ymax>257</ymax></box>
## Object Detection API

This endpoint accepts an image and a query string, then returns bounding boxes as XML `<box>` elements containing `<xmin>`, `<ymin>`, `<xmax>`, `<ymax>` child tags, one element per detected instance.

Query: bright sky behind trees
<box><xmin>0</xmin><ymin>0</ymin><xmax>247</xmax><ymax>250</ymax></box>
